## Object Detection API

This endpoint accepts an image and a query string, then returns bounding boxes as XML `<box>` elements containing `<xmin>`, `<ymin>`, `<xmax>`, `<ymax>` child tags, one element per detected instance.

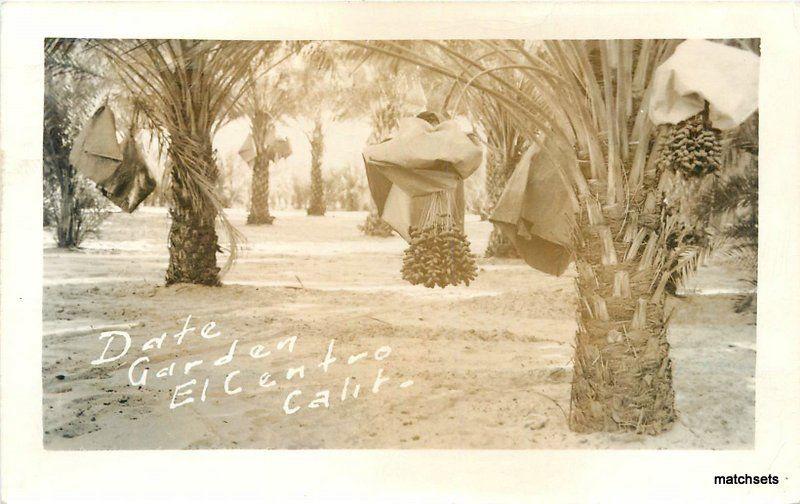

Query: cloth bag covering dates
<box><xmin>362</xmin><ymin>117</ymin><xmax>483</xmax><ymax>242</ymax></box>
<box><xmin>648</xmin><ymin>39</ymin><xmax>759</xmax><ymax>130</ymax></box>
<box><xmin>70</xmin><ymin>105</ymin><xmax>156</xmax><ymax>212</ymax></box>
<box><xmin>238</xmin><ymin>131</ymin><xmax>292</xmax><ymax>167</ymax></box>
<box><xmin>69</xmin><ymin>104</ymin><xmax>124</xmax><ymax>184</ymax></box>
<box><xmin>490</xmin><ymin>141</ymin><xmax>577</xmax><ymax>276</ymax></box>
<box><xmin>99</xmin><ymin>133</ymin><xmax>157</xmax><ymax>213</ymax></box>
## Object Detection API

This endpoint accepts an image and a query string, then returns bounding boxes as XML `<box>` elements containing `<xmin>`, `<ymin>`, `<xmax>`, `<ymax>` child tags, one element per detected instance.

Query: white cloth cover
<box><xmin>362</xmin><ymin>117</ymin><xmax>482</xmax><ymax>242</ymax></box>
<box><xmin>648</xmin><ymin>40</ymin><xmax>759</xmax><ymax>130</ymax></box>
<box><xmin>363</xmin><ymin>117</ymin><xmax>483</xmax><ymax>179</ymax></box>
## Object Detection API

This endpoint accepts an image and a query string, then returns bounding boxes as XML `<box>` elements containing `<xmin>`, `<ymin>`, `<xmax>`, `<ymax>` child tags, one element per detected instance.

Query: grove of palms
<box><xmin>46</xmin><ymin>38</ymin><xmax>758</xmax><ymax>436</ymax></box>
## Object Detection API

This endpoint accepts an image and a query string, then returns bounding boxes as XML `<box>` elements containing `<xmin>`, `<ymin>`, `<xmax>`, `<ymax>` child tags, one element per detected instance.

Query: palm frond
<box><xmin>90</xmin><ymin>39</ymin><xmax>288</xmax><ymax>274</ymax></box>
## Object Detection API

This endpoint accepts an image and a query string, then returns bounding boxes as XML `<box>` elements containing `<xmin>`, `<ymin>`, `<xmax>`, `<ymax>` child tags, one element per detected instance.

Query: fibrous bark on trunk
<box><xmin>165</xmin><ymin>134</ymin><xmax>221</xmax><ymax>286</ymax></box>
<box><xmin>307</xmin><ymin>120</ymin><xmax>326</xmax><ymax>216</ymax></box>
<box><xmin>247</xmin><ymin>116</ymin><xmax>275</xmax><ymax>225</ymax></box>
<box><xmin>247</xmin><ymin>154</ymin><xmax>273</xmax><ymax>224</ymax></box>
<box><xmin>569</xmin><ymin>165</ymin><xmax>677</xmax><ymax>435</ymax></box>
<box><xmin>55</xmin><ymin>160</ymin><xmax>79</xmax><ymax>248</ymax></box>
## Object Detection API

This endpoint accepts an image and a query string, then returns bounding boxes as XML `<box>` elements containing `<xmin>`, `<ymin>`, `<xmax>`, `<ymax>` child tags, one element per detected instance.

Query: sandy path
<box><xmin>43</xmin><ymin>209</ymin><xmax>755</xmax><ymax>449</ymax></box>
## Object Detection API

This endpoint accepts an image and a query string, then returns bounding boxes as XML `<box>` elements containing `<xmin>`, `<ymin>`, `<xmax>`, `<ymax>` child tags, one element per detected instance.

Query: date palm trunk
<box><xmin>569</xmin><ymin>169</ymin><xmax>677</xmax><ymax>434</ymax></box>
<box><xmin>484</xmin><ymin>149</ymin><xmax>521</xmax><ymax>258</ymax></box>
<box><xmin>165</xmin><ymin>132</ymin><xmax>221</xmax><ymax>286</ymax></box>
<box><xmin>56</xmin><ymin>163</ymin><xmax>79</xmax><ymax>248</ymax></box>
<box><xmin>307</xmin><ymin>119</ymin><xmax>326</xmax><ymax>216</ymax></box>
<box><xmin>44</xmin><ymin>108</ymin><xmax>80</xmax><ymax>248</ymax></box>
<box><xmin>247</xmin><ymin>154</ymin><xmax>273</xmax><ymax>224</ymax></box>
<box><xmin>247</xmin><ymin>115</ymin><xmax>274</xmax><ymax>225</ymax></box>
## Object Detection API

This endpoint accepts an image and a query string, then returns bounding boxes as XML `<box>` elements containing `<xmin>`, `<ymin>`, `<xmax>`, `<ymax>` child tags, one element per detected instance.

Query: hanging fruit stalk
<box><xmin>401</xmin><ymin>190</ymin><xmax>478</xmax><ymax>288</ymax></box>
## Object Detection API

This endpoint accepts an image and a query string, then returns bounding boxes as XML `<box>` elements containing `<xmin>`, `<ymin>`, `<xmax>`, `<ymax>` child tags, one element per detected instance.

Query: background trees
<box><xmin>282</xmin><ymin>43</ymin><xmax>347</xmax><ymax>217</ymax></box>
<box><xmin>43</xmin><ymin>39</ymin><xmax>113</xmax><ymax>247</ymax></box>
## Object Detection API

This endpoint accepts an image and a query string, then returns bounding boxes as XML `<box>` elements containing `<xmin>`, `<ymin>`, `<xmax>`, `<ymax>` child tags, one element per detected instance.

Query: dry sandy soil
<box><xmin>43</xmin><ymin>208</ymin><xmax>756</xmax><ymax>449</ymax></box>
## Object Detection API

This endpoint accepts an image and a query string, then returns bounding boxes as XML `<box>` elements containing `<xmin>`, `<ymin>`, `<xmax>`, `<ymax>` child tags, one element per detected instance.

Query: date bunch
<box><xmin>401</xmin><ymin>222</ymin><xmax>478</xmax><ymax>288</ymax></box>
<box><xmin>659</xmin><ymin>112</ymin><xmax>723</xmax><ymax>178</ymax></box>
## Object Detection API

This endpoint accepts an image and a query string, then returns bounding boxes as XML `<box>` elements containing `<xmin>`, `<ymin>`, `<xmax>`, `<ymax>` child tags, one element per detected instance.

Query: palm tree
<box><xmin>351</xmin><ymin>39</ymin><xmax>753</xmax><ymax>434</ymax></box>
<box><xmin>233</xmin><ymin>46</ymin><xmax>306</xmax><ymax>225</ymax></box>
<box><xmin>93</xmin><ymin>40</ymin><xmax>281</xmax><ymax>285</ymax></box>
<box><xmin>306</xmin><ymin>118</ymin><xmax>326</xmax><ymax>216</ymax></box>
<box><xmin>276</xmin><ymin>44</ymin><xmax>339</xmax><ymax>217</ymax></box>
<box><xmin>44</xmin><ymin>39</ymin><xmax>112</xmax><ymax>247</ymax></box>
<box><xmin>236</xmin><ymin>67</ymin><xmax>295</xmax><ymax>225</ymax></box>
<box><xmin>289</xmin><ymin>41</ymin><xmax>385</xmax><ymax>217</ymax></box>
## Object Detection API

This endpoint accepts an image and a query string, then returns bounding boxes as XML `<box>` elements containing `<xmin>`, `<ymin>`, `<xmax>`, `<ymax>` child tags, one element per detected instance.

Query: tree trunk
<box><xmin>247</xmin><ymin>115</ymin><xmax>275</xmax><ymax>225</ymax></box>
<box><xmin>569</xmin><ymin>173</ymin><xmax>677</xmax><ymax>435</ymax></box>
<box><xmin>45</xmin><ymin>118</ymin><xmax>79</xmax><ymax>248</ymax></box>
<box><xmin>247</xmin><ymin>150</ymin><xmax>274</xmax><ymax>225</ymax></box>
<box><xmin>56</xmin><ymin>162</ymin><xmax>77</xmax><ymax>248</ymax></box>
<box><xmin>165</xmin><ymin>135</ymin><xmax>221</xmax><ymax>286</ymax></box>
<box><xmin>484</xmin><ymin>147</ymin><xmax>520</xmax><ymax>258</ymax></box>
<box><xmin>307</xmin><ymin>120</ymin><xmax>326</xmax><ymax>216</ymax></box>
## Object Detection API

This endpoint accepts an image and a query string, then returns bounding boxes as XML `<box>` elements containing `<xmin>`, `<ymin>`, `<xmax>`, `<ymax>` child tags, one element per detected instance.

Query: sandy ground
<box><xmin>42</xmin><ymin>208</ymin><xmax>756</xmax><ymax>449</ymax></box>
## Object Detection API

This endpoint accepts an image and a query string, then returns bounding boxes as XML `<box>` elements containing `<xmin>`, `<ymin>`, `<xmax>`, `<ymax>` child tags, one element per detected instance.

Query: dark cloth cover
<box><xmin>490</xmin><ymin>142</ymin><xmax>577</xmax><ymax>276</ymax></box>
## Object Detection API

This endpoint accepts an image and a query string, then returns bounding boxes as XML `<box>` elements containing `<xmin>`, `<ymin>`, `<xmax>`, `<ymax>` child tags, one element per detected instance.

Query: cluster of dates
<box><xmin>659</xmin><ymin>112</ymin><xmax>723</xmax><ymax>178</ymax></box>
<box><xmin>401</xmin><ymin>222</ymin><xmax>478</xmax><ymax>288</ymax></box>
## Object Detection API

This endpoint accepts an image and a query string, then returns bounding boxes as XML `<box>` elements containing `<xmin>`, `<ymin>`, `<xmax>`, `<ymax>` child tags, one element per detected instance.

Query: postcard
<box><xmin>2</xmin><ymin>1</ymin><xmax>799</xmax><ymax>502</ymax></box>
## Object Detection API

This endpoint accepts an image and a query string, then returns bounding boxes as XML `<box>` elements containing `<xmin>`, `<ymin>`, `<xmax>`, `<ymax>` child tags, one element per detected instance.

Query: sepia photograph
<box><xmin>41</xmin><ymin>37</ymin><xmax>760</xmax><ymax>450</ymax></box>
<box><xmin>5</xmin><ymin>2</ymin><xmax>800</xmax><ymax>501</ymax></box>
